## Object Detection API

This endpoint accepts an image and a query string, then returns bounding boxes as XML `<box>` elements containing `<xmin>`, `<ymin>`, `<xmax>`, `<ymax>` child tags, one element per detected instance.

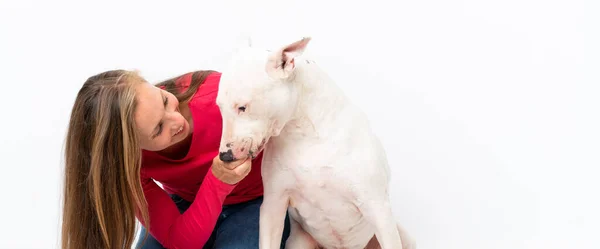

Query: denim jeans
<box><xmin>135</xmin><ymin>195</ymin><xmax>291</xmax><ymax>249</ymax></box>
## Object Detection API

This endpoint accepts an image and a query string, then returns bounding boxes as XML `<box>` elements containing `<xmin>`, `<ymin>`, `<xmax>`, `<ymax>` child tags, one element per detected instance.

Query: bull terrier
<box><xmin>216</xmin><ymin>37</ymin><xmax>415</xmax><ymax>249</ymax></box>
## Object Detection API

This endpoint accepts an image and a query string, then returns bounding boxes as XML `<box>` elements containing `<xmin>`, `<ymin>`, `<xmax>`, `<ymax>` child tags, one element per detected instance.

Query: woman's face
<box><xmin>134</xmin><ymin>82</ymin><xmax>191</xmax><ymax>151</ymax></box>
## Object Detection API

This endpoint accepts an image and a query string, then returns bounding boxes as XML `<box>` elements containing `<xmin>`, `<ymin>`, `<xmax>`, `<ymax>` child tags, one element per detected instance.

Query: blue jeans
<box><xmin>135</xmin><ymin>195</ymin><xmax>290</xmax><ymax>249</ymax></box>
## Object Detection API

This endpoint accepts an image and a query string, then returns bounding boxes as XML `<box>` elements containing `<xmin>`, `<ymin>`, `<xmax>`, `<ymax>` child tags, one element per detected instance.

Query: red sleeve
<box><xmin>138</xmin><ymin>168</ymin><xmax>236</xmax><ymax>249</ymax></box>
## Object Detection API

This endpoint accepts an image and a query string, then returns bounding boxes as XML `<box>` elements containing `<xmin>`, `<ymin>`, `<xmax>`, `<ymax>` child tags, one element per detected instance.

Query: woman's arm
<box><xmin>139</xmin><ymin>169</ymin><xmax>234</xmax><ymax>248</ymax></box>
<box><xmin>137</xmin><ymin>156</ymin><xmax>252</xmax><ymax>249</ymax></box>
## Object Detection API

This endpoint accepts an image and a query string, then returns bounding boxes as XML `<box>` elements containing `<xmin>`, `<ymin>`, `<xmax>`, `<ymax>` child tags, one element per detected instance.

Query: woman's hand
<box><xmin>211</xmin><ymin>155</ymin><xmax>252</xmax><ymax>185</ymax></box>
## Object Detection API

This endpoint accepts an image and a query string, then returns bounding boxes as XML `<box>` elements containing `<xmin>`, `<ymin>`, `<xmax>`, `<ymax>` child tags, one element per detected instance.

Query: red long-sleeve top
<box><xmin>137</xmin><ymin>72</ymin><xmax>264</xmax><ymax>248</ymax></box>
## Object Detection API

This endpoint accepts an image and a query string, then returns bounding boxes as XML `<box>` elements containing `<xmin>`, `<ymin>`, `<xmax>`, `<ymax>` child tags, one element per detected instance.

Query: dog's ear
<box><xmin>266</xmin><ymin>37</ymin><xmax>311</xmax><ymax>79</ymax></box>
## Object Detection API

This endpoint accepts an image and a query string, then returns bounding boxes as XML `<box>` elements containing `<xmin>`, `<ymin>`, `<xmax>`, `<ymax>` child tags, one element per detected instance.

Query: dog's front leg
<box><xmin>259</xmin><ymin>190</ymin><xmax>289</xmax><ymax>249</ymax></box>
<box><xmin>259</xmin><ymin>164</ymin><xmax>291</xmax><ymax>249</ymax></box>
<box><xmin>359</xmin><ymin>196</ymin><xmax>404</xmax><ymax>249</ymax></box>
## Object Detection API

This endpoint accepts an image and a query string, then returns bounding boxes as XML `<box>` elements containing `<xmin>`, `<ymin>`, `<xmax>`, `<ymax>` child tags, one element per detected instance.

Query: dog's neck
<box><xmin>282</xmin><ymin>61</ymin><xmax>353</xmax><ymax>140</ymax></box>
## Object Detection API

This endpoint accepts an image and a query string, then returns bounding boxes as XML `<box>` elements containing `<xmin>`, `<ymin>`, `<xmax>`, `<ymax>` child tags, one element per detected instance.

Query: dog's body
<box><xmin>216</xmin><ymin>37</ymin><xmax>415</xmax><ymax>249</ymax></box>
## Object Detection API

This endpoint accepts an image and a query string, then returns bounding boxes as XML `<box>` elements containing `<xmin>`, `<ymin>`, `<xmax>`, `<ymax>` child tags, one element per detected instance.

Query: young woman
<box><xmin>61</xmin><ymin>69</ymin><xmax>290</xmax><ymax>249</ymax></box>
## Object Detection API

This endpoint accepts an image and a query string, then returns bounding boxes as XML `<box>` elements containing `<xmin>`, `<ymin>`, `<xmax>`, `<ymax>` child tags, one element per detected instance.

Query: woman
<box><xmin>61</xmin><ymin>69</ymin><xmax>290</xmax><ymax>249</ymax></box>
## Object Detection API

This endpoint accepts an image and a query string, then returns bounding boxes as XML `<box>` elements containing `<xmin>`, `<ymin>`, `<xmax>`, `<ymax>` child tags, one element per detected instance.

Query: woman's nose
<box><xmin>164</xmin><ymin>114</ymin><xmax>182</xmax><ymax>134</ymax></box>
<box><xmin>165</xmin><ymin>107</ymin><xmax>181</xmax><ymax>119</ymax></box>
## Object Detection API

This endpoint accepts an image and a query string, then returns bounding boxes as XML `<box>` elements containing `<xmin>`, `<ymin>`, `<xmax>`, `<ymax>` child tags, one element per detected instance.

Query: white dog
<box><xmin>216</xmin><ymin>37</ymin><xmax>415</xmax><ymax>249</ymax></box>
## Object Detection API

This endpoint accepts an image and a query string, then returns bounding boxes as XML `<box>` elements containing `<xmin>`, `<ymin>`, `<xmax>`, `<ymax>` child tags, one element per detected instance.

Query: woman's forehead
<box><xmin>134</xmin><ymin>83</ymin><xmax>163</xmax><ymax>136</ymax></box>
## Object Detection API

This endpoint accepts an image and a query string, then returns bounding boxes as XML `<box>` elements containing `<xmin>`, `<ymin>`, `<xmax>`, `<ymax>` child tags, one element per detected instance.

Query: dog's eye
<box><xmin>238</xmin><ymin>106</ymin><xmax>246</xmax><ymax>112</ymax></box>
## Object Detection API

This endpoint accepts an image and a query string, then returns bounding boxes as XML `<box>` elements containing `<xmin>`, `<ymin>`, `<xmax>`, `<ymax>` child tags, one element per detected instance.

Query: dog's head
<box><xmin>216</xmin><ymin>37</ymin><xmax>312</xmax><ymax>161</ymax></box>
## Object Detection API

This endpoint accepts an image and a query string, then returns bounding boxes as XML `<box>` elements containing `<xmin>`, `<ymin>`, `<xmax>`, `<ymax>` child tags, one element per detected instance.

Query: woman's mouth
<box><xmin>173</xmin><ymin>125</ymin><xmax>183</xmax><ymax>137</ymax></box>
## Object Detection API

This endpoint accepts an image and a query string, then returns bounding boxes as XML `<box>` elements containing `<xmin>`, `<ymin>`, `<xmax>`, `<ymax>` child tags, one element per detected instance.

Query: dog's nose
<box><xmin>219</xmin><ymin>149</ymin><xmax>235</xmax><ymax>162</ymax></box>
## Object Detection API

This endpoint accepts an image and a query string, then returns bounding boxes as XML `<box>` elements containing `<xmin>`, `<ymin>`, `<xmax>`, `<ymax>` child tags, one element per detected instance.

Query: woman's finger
<box><xmin>222</xmin><ymin>156</ymin><xmax>248</xmax><ymax>170</ymax></box>
<box><xmin>233</xmin><ymin>159</ymin><xmax>251</xmax><ymax>176</ymax></box>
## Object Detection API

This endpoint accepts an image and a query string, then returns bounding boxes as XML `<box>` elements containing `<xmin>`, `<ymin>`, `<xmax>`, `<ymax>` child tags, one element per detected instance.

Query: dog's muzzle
<box><xmin>219</xmin><ymin>149</ymin><xmax>235</xmax><ymax>162</ymax></box>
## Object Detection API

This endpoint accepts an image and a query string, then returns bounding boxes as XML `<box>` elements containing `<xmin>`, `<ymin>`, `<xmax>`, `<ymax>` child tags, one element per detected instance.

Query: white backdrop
<box><xmin>1</xmin><ymin>0</ymin><xmax>598</xmax><ymax>248</ymax></box>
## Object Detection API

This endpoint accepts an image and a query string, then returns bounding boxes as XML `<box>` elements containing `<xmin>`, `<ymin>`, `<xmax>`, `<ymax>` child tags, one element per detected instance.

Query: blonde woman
<box><xmin>61</xmin><ymin>70</ymin><xmax>290</xmax><ymax>249</ymax></box>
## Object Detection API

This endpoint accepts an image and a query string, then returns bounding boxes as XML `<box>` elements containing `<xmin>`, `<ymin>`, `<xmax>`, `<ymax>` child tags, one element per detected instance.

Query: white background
<box><xmin>1</xmin><ymin>0</ymin><xmax>599</xmax><ymax>248</ymax></box>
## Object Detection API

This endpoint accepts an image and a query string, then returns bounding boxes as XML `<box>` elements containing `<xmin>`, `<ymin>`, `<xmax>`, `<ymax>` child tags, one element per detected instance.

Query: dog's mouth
<box><xmin>249</xmin><ymin>138</ymin><xmax>268</xmax><ymax>159</ymax></box>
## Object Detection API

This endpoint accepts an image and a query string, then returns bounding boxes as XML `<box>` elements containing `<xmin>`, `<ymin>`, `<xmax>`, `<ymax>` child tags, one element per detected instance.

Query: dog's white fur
<box><xmin>216</xmin><ymin>37</ymin><xmax>415</xmax><ymax>249</ymax></box>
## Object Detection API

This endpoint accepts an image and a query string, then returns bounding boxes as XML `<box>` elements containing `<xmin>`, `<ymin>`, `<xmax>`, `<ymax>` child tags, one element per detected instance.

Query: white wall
<box><xmin>1</xmin><ymin>0</ymin><xmax>598</xmax><ymax>248</ymax></box>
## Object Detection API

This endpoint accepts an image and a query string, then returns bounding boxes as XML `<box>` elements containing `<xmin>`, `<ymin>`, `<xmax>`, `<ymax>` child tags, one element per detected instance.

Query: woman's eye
<box><xmin>152</xmin><ymin>122</ymin><xmax>163</xmax><ymax>139</ymax></box>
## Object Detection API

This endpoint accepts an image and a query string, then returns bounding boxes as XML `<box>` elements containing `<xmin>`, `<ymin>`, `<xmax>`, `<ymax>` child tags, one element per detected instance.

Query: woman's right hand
<box><xmin>211</xmin><ymin>155</ymin><xmax>252</xmax><ymax>185</ymax></box>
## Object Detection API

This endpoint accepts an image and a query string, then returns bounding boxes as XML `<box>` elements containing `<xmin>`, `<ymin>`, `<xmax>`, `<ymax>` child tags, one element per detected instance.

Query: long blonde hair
<box><xmin>61</xmin><ymin>69</ymin><xmax>215</xmax><ymax>249</ymax></box>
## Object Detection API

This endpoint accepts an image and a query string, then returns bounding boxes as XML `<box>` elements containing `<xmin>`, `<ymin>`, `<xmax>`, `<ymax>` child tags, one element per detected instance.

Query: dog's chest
<box><xmin>263</xmin><ymin>136</ymin><xmax>377</xmax><ymax>248</ymax></box>
<box><xmin>285</xmin><ymin>165</ymin><xmax>374</xmax><ymax>248</ymax></box>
